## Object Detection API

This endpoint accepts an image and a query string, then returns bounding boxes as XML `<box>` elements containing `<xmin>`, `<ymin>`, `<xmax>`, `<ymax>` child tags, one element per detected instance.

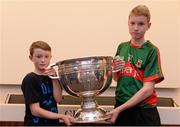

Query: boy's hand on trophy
<box><xmin>105</xmin><ymin>109</ymin><xmax>119</xmax><ymax>124</ymax></box>
<box><xmin>60</xmin><ymin>114</ymin><xmax>75</xmax><ymax>125</ymax></box>
<box><xmin>112</xmin><ymin>56</ymin><xmax>125</xmax><ymax>72</ymax></box>
<box><xmin>44</xmin><ymin>67</ymin><xmax>57</xmax><ymax>76</ymax></box>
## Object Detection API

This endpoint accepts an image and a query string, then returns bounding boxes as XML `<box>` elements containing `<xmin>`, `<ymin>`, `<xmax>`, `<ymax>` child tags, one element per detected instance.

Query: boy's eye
<box><xmin>138</xmin><ymin>22</ymin><xmax>145</xmax><ymax>26</ymax></box>
<box><xmin>45</xmin><ymin>55</ymin><xmax>49</xmax><ymax>58</ymax></box>
<box><xmin>130</xmin><ymin>22</ymin><xmax>135</xmax><ymax>25</ymax></box>
<box><xmin>36</xmin><ymin>55</ymin><xmax>42</xmax><ymax>58</ymax></box>
<box><xmin>130</xmin><ymin>21</ymin><xmax>145</xmax><ymax>26</ymax></box>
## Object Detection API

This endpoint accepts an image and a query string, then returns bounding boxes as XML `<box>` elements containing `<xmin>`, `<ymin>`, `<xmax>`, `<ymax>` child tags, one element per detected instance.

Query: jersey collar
<box><xmin>130</xmin><ymin>40</ymin><xmax>148</xmax><ymax>48</ymax></box>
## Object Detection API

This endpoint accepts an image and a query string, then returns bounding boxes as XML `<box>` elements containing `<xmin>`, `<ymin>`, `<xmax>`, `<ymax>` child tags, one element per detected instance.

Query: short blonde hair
<box><xmin>129</xmin><ymin>5</ymin><xmax>151</xmax><ymax>22</ymax></box>
<box><xmin>29</xmin><ymin>41</ymin><xmax>51</xmax><ymax>56</ymax></box>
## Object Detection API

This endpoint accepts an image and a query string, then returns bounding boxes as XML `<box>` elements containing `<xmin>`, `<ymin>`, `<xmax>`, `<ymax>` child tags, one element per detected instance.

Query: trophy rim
<box><xmin>56</xmin><ymin>56</ymin><xmax>113</xmax><ymax>64</ymax></box>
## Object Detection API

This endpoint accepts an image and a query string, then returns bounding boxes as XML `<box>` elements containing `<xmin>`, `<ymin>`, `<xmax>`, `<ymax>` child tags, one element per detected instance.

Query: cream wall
<box><xmin>0</xmin><ymin>0</ymin><xmax>180</xmax><ymax>88</ymax></box>
<box><xmin>0</xmin><ymin>1</ymin><xmax>2</xmax><ymax>83</ymax></box>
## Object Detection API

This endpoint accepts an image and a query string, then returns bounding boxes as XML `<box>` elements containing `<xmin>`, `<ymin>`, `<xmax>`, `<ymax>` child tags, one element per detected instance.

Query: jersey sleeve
<box><xmin>143</xmin><ymin>47</ymin><xmax>164</xmax><ymax>84</ymax></box>
<box><xmin>21</xmin><ymin>74</ymin><xmax>41</xmax><ymax>104</ymax></box>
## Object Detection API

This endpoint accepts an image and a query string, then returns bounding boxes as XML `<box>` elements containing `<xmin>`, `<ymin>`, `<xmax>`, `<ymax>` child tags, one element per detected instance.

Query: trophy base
<box><xmin>74</xmin><ymin>107</ymin><xmax>108</xmax><ymax>123</ymax></box>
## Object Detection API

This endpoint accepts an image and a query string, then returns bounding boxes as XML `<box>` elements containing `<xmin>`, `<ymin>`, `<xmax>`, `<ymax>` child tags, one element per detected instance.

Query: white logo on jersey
<box><xmin>128</xmin><ymin>54</ymin><xmax>133</xmax><ymax>62</ymax></box>
<box><xmin>135</xmin><ymin>59</ymin><xmax>143</xmax><ymax>68</ymax></box>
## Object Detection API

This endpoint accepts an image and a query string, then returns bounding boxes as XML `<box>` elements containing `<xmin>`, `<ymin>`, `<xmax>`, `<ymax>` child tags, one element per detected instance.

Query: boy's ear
<box><xmin>148</xmin><ymin>22</ymin><xmax>151</xmax><ymax>29</ymax></box>
<box><xmin>29</xmin><ymin>55</ymin><xmax>32</xmax><ymax>60</ymax></box>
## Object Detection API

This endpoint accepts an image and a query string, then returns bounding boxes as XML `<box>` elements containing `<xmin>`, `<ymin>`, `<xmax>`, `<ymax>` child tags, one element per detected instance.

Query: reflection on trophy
<box><xmin>50</xmin><ymin>56</ymin><xmax>113</xmax><ymax>123</ymax></box>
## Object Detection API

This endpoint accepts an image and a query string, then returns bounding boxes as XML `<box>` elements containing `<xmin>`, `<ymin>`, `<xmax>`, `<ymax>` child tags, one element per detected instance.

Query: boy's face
<box><xmin>29</xmin><ymin>48</ymin><xmax>52</xmax><ymax>72</ymax></box>
<box><xmin>128</xmin><ymin>15</ymin><xmax>151</xmax><ymax>41</ymax></box>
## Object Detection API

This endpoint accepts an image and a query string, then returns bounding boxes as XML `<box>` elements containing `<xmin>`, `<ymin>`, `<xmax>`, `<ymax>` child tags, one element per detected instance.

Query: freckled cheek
<box><xmin>129</xmin><ymin>26</ymin><xmax>135</xmax><ymax>32</ymax></box>
<box><xmin>45</xmin><ymin>58</ymin><xmax>51</xmax><ymax>64</ymax></box>
<box><xmin>128</xmin><ymin>28</ymin><xmax>133</xmax><ymax>33</ymax></box>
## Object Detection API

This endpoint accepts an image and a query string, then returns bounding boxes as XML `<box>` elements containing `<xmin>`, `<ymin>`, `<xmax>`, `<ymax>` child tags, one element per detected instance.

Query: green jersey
<box><xmin>115</xmin><ymin>40</ymin><xmax>164</xmax><ymax>108</ymax></box>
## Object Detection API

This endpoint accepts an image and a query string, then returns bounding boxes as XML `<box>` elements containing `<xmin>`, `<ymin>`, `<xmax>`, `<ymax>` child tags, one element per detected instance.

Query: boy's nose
<box><xmin>41</xmin><ymin>57</ymin><xmax>46</xmax><ymax>62</ymax></box>
<box><xmin>134</xmin><ymin>25</ymin><xmax>138</xmax><ymax>30</ymax></box>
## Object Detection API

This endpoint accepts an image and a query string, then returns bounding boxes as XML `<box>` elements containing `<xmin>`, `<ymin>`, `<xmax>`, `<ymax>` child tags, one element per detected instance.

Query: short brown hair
<box><xmin>29</xmin><ymin>41</ymin><xmax>51</xmax><ymax>56</ymax></box>
<box><xmin>129</xmin><ymin>5</ymin><xmax>151</xmax><ymax>22</ymax></box>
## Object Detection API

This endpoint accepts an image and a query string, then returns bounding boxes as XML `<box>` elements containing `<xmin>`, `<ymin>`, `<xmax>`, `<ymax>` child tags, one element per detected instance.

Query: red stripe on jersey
<box><xmin>144</xmin><ymin>73</ymin><xmax>164</xmax><ymax>84</ymax></box>
<box><xmin>117</xmin><ymin>62</ymin><xmax>144</xmax><ymax>82</ymax></box>
<box><xmin>143</xmin><ymin>74</ymin><xmax>159</xmax><ymax>82</ymax></box>
<box><xmin>149</xmin><ymin>45</ymin><xmax>164</xmax><ymax>83</ymax></box>
<box><xmin>156</xmin><ymin>47</ymin><xmax>164</xmax><ymax>78</ymax></box>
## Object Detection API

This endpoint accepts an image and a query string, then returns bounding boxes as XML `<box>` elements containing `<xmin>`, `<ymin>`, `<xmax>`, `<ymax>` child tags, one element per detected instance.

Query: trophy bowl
<box><xmin>52</xmin><ymin>56</ymin><xmax>113</xmax><ymax>123</ymax></box>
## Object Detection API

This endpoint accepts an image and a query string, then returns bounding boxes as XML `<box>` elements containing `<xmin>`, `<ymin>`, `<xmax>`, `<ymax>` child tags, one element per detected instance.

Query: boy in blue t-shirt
<box><xmin>21</xmin><ymin>41</ymin><xmax>74</xmax><ymax>126</ymax></box>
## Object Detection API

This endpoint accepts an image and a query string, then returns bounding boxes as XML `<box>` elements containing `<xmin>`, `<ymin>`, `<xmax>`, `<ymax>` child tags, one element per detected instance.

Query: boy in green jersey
<box><xmin>106</xmin><ymin>5</ymin><xmax>164</xmax><ymax>126</ymax></box>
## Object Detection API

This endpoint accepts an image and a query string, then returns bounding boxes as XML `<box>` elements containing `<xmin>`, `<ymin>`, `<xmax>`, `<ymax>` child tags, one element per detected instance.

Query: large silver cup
<box><xmin>51</xmin><ymin>56</ymin><xmax>113</xmax><ymax>123</ymax></box>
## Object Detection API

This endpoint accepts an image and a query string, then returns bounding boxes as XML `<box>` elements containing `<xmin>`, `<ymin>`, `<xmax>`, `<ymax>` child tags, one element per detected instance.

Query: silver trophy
<box><xmin>50</xmin><ymin>56</ymin><xmax>113</xmax><ymax>123</ymax></box>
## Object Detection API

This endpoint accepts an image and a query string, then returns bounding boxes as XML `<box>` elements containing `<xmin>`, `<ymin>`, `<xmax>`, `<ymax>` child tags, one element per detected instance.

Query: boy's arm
<box><xmin>44</xmin><ymin>67</ymin><xmax>63</xmax><ymax>103</ymax></box>
<box><xmin>52</xmin><ymin>79</ymin><xmax>62</xmax><ymax>103</ymax></box>
<box><xmin>106</xmin><ymin>81</ymin><xmax>155</xmax><ymax>123</ymax></box>
<box><xmin>112</xmin><ymin>72</ymin><xmax>119</xmax><ymax>81</ymax></box>
<box><xmin>30</xmin><ymin>102</ymin><xmax>74</xmax><ymax>125</ymax></box>
<box><xmin>115</xmin><ymin>81</ymin><xmax>155</xmax><ymax>112</ymax></box>
<box><xmin>30</xmin><ymin>102</ymin><xmax>64</xmax><ymax>119</ymax></box>
<box><xmin>112</xmin><ymin>63</ymin><xmax>121</xmax><ymax>81</ymax></box>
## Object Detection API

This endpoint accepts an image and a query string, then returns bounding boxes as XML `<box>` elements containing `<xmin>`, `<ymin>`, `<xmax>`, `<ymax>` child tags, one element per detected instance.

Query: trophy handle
<box><xmin>48</xmin><ymin>63</ymin><xmax>60</xmax><ymax>79</ymax></box>
<box><xmin>48</xmin><ymin>62</ymin><xmax>79</xmax><ymax>97</ymax></box>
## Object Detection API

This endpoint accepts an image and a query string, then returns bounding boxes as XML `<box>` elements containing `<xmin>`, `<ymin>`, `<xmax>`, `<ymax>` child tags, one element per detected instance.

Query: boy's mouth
<box><xmin>39</xmin><ymin>64</ymin><xmax>47</xmax><ymax>68</ymax></box>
